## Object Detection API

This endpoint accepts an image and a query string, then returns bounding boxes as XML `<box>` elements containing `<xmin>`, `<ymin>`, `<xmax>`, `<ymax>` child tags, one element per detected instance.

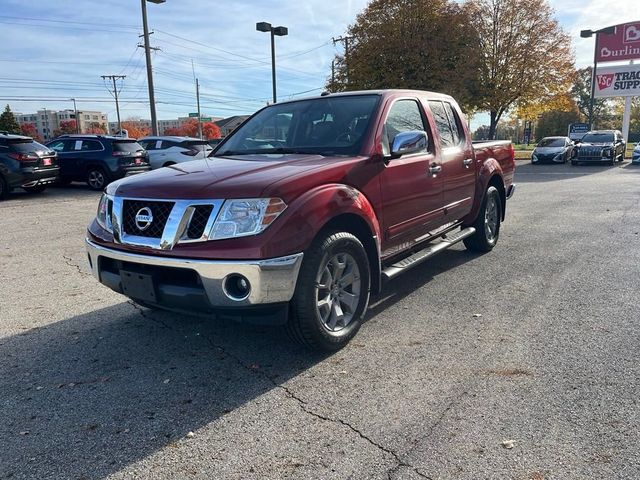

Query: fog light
<box><xmin>223</xmin><ymin>274</ymin><xmax>251</xmax><ymax>300</ymax></box>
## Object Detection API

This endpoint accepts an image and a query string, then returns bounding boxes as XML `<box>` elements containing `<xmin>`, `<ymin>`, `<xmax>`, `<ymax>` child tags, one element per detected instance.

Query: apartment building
<box><xmin>16</xmin><ymin>109</ymin><xmax>108</xmax><ymax>141</ymax></box>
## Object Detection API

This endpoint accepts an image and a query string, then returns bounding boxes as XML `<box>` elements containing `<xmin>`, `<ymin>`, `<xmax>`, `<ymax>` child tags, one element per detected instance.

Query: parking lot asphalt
<box><xmin>1</xmin><ymin>160</ymin><xmax>639</xmax><ymax>479</ymax></box>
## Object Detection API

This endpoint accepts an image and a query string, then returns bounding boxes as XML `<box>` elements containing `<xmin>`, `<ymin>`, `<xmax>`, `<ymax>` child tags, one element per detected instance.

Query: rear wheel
<box><xmin>22</xmin><ymin>185</ymin><xmax>47</xmax><ymax>194</ymax></box>
<box><xmin>287</xmin><ymin>232</ymin><xmax>370</xmax><ymax>351</ymax></box>
<box><xmin>0</xmin><ymin>175</ymin><xmax>9</xmax><ymax>200</ymax></box>
<box><xmin>86</xmin><ymin>167</ymin><xmax>107</xmax><ymax>190</ymax></box>
<box><xmin>464</xmin><ymin>185</ymin><xmax>501</xmax><ymax>252</ymax></box>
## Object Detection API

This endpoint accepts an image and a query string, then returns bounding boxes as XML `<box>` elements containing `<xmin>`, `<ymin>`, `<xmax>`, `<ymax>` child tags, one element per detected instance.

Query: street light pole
<box><xmin>256</xmin><ymin>22</ymin><xmax>288</xmax><ymax>104</ymax></box>
<box><xmin>580</xmin><ymin>25</ymin><xmax>616</xmax><ymax>129</ymax></box>
<box><xmin>141</xmin><ymin>0</ymin><xmax>164</xmax><ymax>136</ymax></box>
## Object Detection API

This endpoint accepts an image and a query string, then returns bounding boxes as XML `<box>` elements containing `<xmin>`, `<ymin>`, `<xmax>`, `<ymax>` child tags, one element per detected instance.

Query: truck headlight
<box><xmin>209</xmin><ymin>198</ymin><xmax>286</xmax><ymax>240</ymax></box>
<box><xmin>96</xmin><ymin>193</ymin><xmax>113</xmax><ymax>233</ymax></box>
<box><xmin>602</xmin><ymin>147</ymin><xmax>613</xmax><ymax>157</ymax></box>
<box><xmin>532</xmin><ymin>154</ymin><xmax>538</xmax><ymax>163</ymax></box>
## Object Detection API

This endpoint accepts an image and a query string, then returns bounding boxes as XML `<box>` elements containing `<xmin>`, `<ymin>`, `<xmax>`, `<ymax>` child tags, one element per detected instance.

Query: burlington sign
<box><xmin>596</xmin><ymin>21</ymin><xmax>640</xmax><ymax>63</ymax></box>
<box><xmin>594</xmin><ymin>64</ymin><xmax>640</xmax><ymax>98</ymax></box>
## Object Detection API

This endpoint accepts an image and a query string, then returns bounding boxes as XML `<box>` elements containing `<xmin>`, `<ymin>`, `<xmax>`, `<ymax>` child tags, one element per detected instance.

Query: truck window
<box><xmin>442</xmin><ymin>102</ymin><xmax>465</xmax><ymax>146</ymax></box>
<box><xmin>428</xmin><ymin>101</ymin><xmax>455</xmax><ymax>148</ymax></box>
<box><xmin>383</xmin><ymin>99</ymin><xmax>428</xmax><ymax>155</ymax></box>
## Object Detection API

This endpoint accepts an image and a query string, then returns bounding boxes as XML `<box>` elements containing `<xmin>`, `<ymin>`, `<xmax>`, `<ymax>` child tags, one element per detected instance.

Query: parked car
<box><xmin>85</xmin><ymin>89</ymin><xmax>516</xmax><ymax>350</ymax></box>
<box><xmin>571</xmin><ymin>130</ymin><xmax>626</xmax><ymax>166</ymax></box>
<box><xmin>138</xmin><ymin>136</ymin><xmax>213</xmax><ymax>169</ymax></box>
<box><xmin>46</xmin><ymin>135</ymin><xmax>150</xmax><ymax>190</ymax></box>
<box><xmin>531</xmin><ymin>136</ymin><xmax>573</xmax><ymax>164</ymax></box>
<box><xmin>0</xmin><ymin>132</ymin><xmax>59</xmax><ymax>199</ymax></box>
<box><xmin>632</xmin><ymin>143</ymin><xmax>640</xmax><ymax>164</ymax></box>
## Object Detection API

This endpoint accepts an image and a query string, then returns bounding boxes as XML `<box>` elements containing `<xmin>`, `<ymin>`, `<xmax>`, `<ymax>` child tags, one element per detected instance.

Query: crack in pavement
<box><xmin>62</xmin><ymin>254</ymin><xmax>89</xmax><ymax>277</ymax></box>
<box><xmin>126</xmin><ymin>300</ymin><xmax>172</xmax><ymax>329</ymax></box>
<box><xmin>195</xmin><ymin>331</ymin><xmax>433</xmax><ymax>479</ymax></box>
<box><xmin>123</xmin><ymin>303</ymin><xmax>439</xmax><ymax>479</ymax></box>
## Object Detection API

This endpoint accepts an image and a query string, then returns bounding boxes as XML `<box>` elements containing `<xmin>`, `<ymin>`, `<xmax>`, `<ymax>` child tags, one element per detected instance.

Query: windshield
<box><xmin>537</xmin><ymin>138</ymin><xmax>565</xmax><ymax>147</ymax></box>
<box><xmin>215</xmin><ymin>94</ymin><xmax>380</xmax><ymax>157</ymax></box>
<box><xmin>113</xmin><ymin>140</ymin><xmax>145</xmax><ymax>152</ymax></box>
<box><xmin>581</xmin><ymin>133</ymin><xmax>613</xmax><ymax>143</ymax></box>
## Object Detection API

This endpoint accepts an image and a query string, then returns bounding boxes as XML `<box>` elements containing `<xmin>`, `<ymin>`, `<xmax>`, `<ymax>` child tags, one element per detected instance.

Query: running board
<box><xmin>382</xmin><ymin>227</ymin><xmax>476</xmax><ymax>281</ymax></box>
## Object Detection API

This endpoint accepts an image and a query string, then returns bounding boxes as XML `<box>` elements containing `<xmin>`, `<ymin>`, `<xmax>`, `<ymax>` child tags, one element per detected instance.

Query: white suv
<box><xmin>138</xmin><ymin>136</ymin><xmax>213</xmax><ymax>169</ymax></box>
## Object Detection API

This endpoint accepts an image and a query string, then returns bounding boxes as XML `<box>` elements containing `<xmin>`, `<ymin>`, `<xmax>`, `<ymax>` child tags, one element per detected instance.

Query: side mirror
<box><xmin>390</xmin><ymin>130</ymin><xmax>428</xmax><ymax>158</ymax></box>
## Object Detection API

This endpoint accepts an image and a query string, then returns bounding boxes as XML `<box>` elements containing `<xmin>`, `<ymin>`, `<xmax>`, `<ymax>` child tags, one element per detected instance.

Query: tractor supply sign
<box><xmin>596</xmin><ymin>22</ymin><xmax>640</xmax><ymax>63</ymax></box>
<box><xmin>594</xmin><ymin>64</ymin><xmax>640</xmax><ymax>98</ymax></box>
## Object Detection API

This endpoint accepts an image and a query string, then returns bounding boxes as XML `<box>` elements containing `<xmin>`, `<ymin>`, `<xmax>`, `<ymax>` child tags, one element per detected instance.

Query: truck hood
<box><xmin>108</xmin><ymin>153</ymin><xmax>356</xmax><ymax>200</ymax></box>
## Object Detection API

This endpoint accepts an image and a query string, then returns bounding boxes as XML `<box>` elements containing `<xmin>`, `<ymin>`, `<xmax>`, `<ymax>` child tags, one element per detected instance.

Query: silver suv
<box><xmin>138</xmin><ymin>136</ymin><xmax>213</xmax><ymax>169</ymax></box>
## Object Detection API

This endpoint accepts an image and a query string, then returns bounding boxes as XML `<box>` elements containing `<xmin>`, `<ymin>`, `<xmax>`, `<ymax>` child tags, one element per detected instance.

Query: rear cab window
<box><xmin>428</xmin><ymin>100</ymin><xmax>465</xmax><ymax>149</ymax></box>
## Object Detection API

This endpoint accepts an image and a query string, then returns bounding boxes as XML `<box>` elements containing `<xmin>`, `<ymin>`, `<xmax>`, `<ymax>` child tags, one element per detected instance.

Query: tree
<box><xmin>535</xmin><ymin>108</ymin><xmax>580</xmax><ymax>139</ymax></box>
<box><xmin>465</xmin><ymin>0</ymin><xmax>574</xmax><ymax>139</ymax></box>
<box><xmin>20</xmin><ymin>123</ymin><xmax>42</xmax><ymax>142</ymax></box>
<box><xmin>328</xmin><ymin>0</ymin><xmax>483</xmax><ymax>110</ymax></box>
<box><xmin>120</xmin><ymin>121</ymin><xmax>150</xmax><ymax>139</ymax></box>
<box><xmin>85</xmin><ymin>122</ymin><xmax>107</xmax><ymax>135</ymax></box>
<box><xmin>202</xmin><ymin>122</ymin><xmax>221</xmax><ymax>140</ymax></box>
<box><xmin>0</xmin><ymin>104</ymin><xmax>20</xmax><ymax>134</ymax></box>
<box><xmin>570</xmin><ymin>67</ymin><xmax>615</xmax><ymax>128</ymax></box>
<box><xmin>53</xmin><ymin>120</ymin><xmax>77</xmax><ymax>137</ymax></box>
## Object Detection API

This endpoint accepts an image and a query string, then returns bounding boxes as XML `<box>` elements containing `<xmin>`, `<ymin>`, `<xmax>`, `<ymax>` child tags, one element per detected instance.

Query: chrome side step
<box><xmin>381</xmin><ymin>227</ymin><xmax>476</xmax><ymax>281</ymax></box>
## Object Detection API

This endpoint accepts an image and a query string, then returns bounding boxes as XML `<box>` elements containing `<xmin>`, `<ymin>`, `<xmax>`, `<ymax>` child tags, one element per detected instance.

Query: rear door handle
<box><xmin>463</xmin><ymin>158</ymin><xmax>473</xmax><ymax>166</ymax></box>
<box><xmin>429</xmin><ymin>164</ymin><xmax>442</xmax><ymax>174</ymax></box>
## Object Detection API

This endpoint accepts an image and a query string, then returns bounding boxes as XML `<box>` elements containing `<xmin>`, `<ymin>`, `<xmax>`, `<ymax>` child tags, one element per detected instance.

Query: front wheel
<box><xmin>464</xmin><ymin>185</ymin><xmax>502</xmax><ymax>252</ymax></box>
<box><xmin>287</xmin><ymin>232</ymin><xmax>371</xmax><ymax>351</ymax></box>
<box><xmin>0</xmin><ymin>175</ymin><xmax>9</xmax><ymax>200</ymax></box>
<box><xmin>86</xmin><ymin>167</ymin><xmax>107</xmax><ymax>191</ymax></box>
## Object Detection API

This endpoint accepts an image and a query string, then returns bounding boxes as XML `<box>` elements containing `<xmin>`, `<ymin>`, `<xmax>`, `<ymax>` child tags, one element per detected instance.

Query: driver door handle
<box><xmin>429</xmin><ymin>164</ymin><xmax>442</xmax><ymax>174</ymax></box>
<box><xmin>463</xmin><ymin>158</ymin><xmax>473</xmax><ymax>166</ymax></box>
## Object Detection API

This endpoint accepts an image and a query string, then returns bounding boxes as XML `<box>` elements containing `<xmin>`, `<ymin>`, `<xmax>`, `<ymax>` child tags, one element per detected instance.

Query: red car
<box><xmin>86</xmin><ymin>90</ymin><xmax>515</xmax><ymax>350</ymax></box>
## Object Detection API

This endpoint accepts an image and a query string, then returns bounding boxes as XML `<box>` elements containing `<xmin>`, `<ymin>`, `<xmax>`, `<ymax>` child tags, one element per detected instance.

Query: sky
<box><xmin>0</xmin><ymin>0</ymin><xmax>637</xmax><ymax>129</ymax></box>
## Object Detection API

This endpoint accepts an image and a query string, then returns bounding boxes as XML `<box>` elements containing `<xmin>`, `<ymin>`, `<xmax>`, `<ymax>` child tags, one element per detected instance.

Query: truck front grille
<box><xmin>122</xmin><ymin>200</ymin><xmax>175</xmax><ymax>238</ymax></box>
<box><xmin>186</xmin><ymin>205</ymin><xmax>214</xmax><ymax>239</ymax></box>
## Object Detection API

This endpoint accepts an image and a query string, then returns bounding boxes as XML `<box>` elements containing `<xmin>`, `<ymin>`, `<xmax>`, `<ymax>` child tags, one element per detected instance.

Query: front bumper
<box><xmin>85</xmin><ymin>238</ymin><xmax>303</xmax><ymax>310</ymax></box>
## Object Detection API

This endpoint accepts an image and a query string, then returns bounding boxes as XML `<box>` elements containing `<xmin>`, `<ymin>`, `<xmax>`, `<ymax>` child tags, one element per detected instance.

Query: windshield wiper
<box><xmin>215</xmin><ymin>148</ymin><xmax>323</xmax><ymax>156</ymax></box>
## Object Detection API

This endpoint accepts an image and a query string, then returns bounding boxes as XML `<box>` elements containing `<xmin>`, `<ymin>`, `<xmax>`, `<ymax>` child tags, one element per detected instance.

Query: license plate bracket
<box><xmin>120</xmin><ymin>270</ymin><xmax>157</xmax><ymax>303</ymax></box>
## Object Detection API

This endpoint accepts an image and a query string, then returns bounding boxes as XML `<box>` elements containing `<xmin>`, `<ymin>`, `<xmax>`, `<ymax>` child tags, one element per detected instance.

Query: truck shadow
<box><xmin>367</xmin><ymin>247</ymin><xmax>479</xmax><ymax>321</ymax></box>
<box><xmin>0</xmin><ymin>247</ymin><xmax>478</xmax><ymax>479</ymax></box>
<box><xmin>0</xmin><ymin>306</ymin><xmax>326</xmax><ymax>479</ymax></box>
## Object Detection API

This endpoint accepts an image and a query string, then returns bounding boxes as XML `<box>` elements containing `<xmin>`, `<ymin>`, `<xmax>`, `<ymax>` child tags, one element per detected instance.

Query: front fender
<box><xmin>262</xmin><ymin>183</ymin><xmax>382</xmax><ymax>258</ymax></box>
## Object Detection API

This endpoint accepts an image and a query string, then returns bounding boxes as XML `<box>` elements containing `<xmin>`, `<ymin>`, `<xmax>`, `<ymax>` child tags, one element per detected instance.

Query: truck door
<box><xmin>428</xmin><ymin>100</ymin><xmax>475</xmax><ymax>223</ymax></box>
<box><xmin>378</xmin><ymin>98</ymin><xmax>444</xmax><ymax>256</ymax></box>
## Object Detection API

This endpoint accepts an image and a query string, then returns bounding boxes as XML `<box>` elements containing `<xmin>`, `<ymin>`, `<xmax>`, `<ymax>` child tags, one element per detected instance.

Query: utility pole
<box><xmin>331</xmin><ymin>59</ymin><xmax>335</xmax><ymax>87</ymax></box>
<box><xmin>70</xmin><ymin>98</ymin><xmax>79</xmax><ymax>133</ymax></box>
<box><xmin>332</xmin><ymin>35</ymin><xmax>355</xmax><ymax>86</ymax></box>
<box><xmin>102</xmin><ymin>75</ymin><xmax>126</xmax><ymax>134</ymax></box>
<box><xmin>141</xmin><ymin>0</ymin><xmax>163</xmax><ymax>136</ymax></box>
<box><xmin>196</xmin><ymin>78</ymin><xmax>202</xmax><ymax>139</ymax></box>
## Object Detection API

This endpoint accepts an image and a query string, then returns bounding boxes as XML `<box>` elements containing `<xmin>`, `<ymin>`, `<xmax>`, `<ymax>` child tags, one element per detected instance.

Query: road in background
<box><xmin>1</xmin><ymin>162</ymin><xmax>638</xmax><ymax>479</ymax></box>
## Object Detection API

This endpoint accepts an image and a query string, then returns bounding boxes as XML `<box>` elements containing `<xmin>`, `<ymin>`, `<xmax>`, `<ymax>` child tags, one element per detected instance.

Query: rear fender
<box><xmin>464</xmin><ymin>158</ymin><xmax>505</xmax><ymax>224</ymax></box>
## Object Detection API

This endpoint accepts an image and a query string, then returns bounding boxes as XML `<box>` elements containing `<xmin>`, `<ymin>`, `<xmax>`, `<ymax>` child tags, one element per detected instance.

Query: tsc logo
<box><xmin>597</xmin><ymin>74</ymin><xmax>614</xmax><ymax>90</ymax></box>
<box><xmin>624</xmin><ymin>25</ymin><xmax>640</xmax><ymax>44</ymax></box>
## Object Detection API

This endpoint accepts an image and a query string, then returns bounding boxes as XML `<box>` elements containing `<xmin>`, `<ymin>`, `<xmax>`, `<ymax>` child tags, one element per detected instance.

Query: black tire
<box><xmin>463</xmin><ymin>185</ymin><xmax>501</xmax><ymax>252</ymax></box>
<box><xmin>22</xmin><ymin>184</ymin><xmax>47</xmax><ymax>194</ymax></box>
<box><xmin>163</xmin><ymin>162</ymin><xmax>176</xmax><ymax>168</ymax></box>
<box><xmin>0</xmin><ymin>175</ymin><xmax>9</xmax><ymax>200</ymax></box>
<box><xmin>287</xmin><ymin>231</ymin><xmax>371</xmax><ymax>351</ymax></box>
<box><xmin>608</xmin><ymin>159</ymin><xmax>615</xmax><ymax>166</ymax></box>
<box><xmin>86</xmin><ymin>167</ymin><xmax>108</xmax><ymax>191</ymax></box>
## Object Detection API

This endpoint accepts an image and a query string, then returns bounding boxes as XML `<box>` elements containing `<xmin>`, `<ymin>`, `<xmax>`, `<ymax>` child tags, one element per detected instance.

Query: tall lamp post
<box><xmin>70</xmin><ymin>98</ymin><xmax>79</xmax><ymax>133</ymax></box>
<box><xmin>256</xmin><ymin>22</ymin><xmax>288</xmax><ymax>104</ymax></box>
<box><xmin>580</xmin><ymin>26</ymin><xmax>616</xmax><ymax>128</ymax></box>
<box><xmin>141</xmin><ymin>0</ymin><xmax>164</xmax><ymax>136</ymax></box>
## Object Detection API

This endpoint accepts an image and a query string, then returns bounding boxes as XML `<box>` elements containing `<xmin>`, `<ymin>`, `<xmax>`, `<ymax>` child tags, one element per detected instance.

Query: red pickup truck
<box><xmin>86</xmin><ymin>90</ymin><xmax>515</xmax><ymax>350</ymax></box>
